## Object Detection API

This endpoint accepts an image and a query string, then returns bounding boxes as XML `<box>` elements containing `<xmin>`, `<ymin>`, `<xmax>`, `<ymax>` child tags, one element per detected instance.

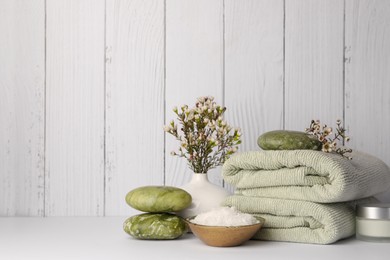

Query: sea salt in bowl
<box><xmin>186</xmin><ymin>207</ymin><xmax>265</xmax><ymax>247</ymax></box>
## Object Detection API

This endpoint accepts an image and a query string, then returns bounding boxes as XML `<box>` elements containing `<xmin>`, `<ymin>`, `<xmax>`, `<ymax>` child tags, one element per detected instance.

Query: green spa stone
<box><xmin>123</xmin><ymin>213</ymin><xmax>187</xmax><ymax>240</ymax></box>
<box><xmin>125</xmin><ymin>186</ymin><xmax>192</xmax><ymax>213</ymax></box>
<box><xmin>258</xmin><ymin>130</ymin><xmax>322</xmax><ymax>151</ymax></box>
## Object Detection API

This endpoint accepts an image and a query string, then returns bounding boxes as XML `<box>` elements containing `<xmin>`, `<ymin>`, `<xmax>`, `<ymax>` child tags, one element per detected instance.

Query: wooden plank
<box><xmin>345</xmin><ymin>0</ymin><xmax>390</xmax><ymax>202</ymax></box>
<box><xmin>165</xmin><ymin>0</ymin><xmax>224</xmax><ymax>187</ymax></box>
<box><xmin>45</xmin><ymin>0</ymin><xmax>105</xmax><ymax>216</ymax></box>
<box><xmin>0</xmin><ymin>0</ymin><xmax>45</xmax><ymax>216</ymax></box>
<box><xmin>284</xmin><ymin>0</ymin><xmax>344</xmax><ymax>131</ymax></box>
<box><xmin>105</xmin><ymin>0</ymin><xmax>165</xmax><ymax>216</ymax></box>
<box><xmin>224</xmin><ymin>0</ymin><xmax>284</xmax><ymax>153</ymax></box>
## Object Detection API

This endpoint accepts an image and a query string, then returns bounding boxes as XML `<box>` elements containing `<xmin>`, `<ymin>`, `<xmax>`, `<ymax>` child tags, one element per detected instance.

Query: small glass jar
<box><xmin>356</xmin><ymin>203</ymin><xmax>390</xmax><ymax>242</ymax></box>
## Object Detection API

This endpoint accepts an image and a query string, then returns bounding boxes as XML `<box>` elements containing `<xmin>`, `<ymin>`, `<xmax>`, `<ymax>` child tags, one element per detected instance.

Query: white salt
<box><xmin>190</xmin><ymin>207</ymin><xmax>259</xmax><ymax>226</ymax></box>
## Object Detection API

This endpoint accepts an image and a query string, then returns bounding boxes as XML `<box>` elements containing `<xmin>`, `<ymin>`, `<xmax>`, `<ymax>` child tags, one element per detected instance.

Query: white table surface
<box><xmin>1</xmin><ymin>217</ymin><xmax>389</xmax><ymax>260</ymax></box>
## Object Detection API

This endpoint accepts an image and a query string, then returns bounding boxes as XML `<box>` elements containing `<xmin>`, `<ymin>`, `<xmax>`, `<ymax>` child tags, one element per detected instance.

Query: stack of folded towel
<box><xmin>222</xmin><ymin>149</ymin><xmax>390</xmax><ymax>244</ymax></box>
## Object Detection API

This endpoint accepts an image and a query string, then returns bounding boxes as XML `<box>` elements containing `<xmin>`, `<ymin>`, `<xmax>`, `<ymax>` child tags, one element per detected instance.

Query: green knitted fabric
<box><xmin>223</xmin><ymin>195</ymin><xmax>377</xmax><ymax>244</ymax></box>
<box><xmin>222</xmin><ymin>150</ymin><xmax>390</xmax><ymax>203</ymax></box>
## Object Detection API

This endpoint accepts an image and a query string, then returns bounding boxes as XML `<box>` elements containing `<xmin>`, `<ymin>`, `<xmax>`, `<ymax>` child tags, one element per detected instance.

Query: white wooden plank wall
<box><xmin>45</xmin><ymin>0</ymin><xmax>105</xmax><ymax>216</ymax></box>
<box><xmin>0</xmin><ymin>0</ymin><xmax>45</xmax><ymax>216</ymax></box>
<box><xmin>1</xmin><ymin>0</ymin><xmax>390</xmax><ymax>216</ymax></box>
<box><xmin>345</xmin><ymin>0</ymin><xmax>390</xmax><ymax>201</ymax></box>
<box><xmin>285</xmin><ymin>0</ymin><xmax>345</xmax><ymax>131</ymax></box>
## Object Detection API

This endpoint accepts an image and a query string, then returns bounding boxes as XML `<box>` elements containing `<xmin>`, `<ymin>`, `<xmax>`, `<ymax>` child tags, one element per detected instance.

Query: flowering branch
<box><xmin>164</xmin><ymin>96</ymin><xmax>241</xmax><ymax>173</ymax></box>
<box><xmin>305</xmin><ymin>119</ymin><xmax>352</xmax><ymax>159</ymax></box>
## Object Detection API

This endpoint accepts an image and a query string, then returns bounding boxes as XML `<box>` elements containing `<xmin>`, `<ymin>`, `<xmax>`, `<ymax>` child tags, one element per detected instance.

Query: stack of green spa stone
<box><xmin>123</xmin><ymin>186</ymin><xmax>192</xmax><ymax>240</ymax></box>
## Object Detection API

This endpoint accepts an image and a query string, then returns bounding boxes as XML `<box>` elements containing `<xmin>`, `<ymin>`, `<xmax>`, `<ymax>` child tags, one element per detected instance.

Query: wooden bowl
<box><xmin>186</xmin><ymin>217</ymin><xmax>265</xmax><ymax>247</ymax></box>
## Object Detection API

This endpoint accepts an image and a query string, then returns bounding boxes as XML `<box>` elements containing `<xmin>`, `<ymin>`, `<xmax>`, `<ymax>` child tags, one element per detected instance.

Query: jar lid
<box><xmin>356</xmin><ymin>203</ymin><xmax>390</xmax><ymax>220</ymax></box>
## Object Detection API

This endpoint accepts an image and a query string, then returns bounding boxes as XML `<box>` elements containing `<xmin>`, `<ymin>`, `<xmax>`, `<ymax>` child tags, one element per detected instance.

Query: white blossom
<box><xmin>163</xmin><ymin>125</ymin><xmax>172</xmax><ymax>132</ymax></box>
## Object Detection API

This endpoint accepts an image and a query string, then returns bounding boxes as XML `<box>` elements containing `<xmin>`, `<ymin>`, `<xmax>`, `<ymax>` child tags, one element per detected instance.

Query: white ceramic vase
<box><xmin>178</xmin><ymin>173</ymin><xmax>231</xmax><ymax>218</ymax></box>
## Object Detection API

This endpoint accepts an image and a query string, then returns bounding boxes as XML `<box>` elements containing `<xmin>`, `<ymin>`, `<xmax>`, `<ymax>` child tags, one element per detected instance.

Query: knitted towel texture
<box><xmin>222</xmin><ymin>149</ymin><xmax>390</xmax><ymax>244</ymax></box>
<box><xmin>223</xmin><ymin>150</ymin><xmax>390</xmax><ymax>203</ymax></box>
<box><xmin>223</xmin><ymin>195</ymin><xmax>377</xmax><ymax>244</ymax></box>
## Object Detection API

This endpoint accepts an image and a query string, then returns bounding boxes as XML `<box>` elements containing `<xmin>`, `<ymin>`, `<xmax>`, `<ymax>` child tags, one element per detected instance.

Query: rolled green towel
<box><xmin>222</xmin><ymin>150</ymin><xmax>390</xmax><ymax>203</ymax></box>
<box><xmin>224</xmin><ymin>195</ymin><xmax>377</xmax><ymax>244</ymax></box>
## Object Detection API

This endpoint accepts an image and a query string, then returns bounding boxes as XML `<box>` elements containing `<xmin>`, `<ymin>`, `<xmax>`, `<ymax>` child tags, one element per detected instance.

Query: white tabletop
<box><xmin>1</xmin><ymin>217</ymin><xmax>389</xmax><ymax>260</ymax></box>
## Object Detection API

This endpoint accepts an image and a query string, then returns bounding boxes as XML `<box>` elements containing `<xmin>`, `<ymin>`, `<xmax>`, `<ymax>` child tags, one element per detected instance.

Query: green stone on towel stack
<box><xmin>258</xmin><ymin>130</ymin><xmax>322</xmax><ymax>150</ymax></box>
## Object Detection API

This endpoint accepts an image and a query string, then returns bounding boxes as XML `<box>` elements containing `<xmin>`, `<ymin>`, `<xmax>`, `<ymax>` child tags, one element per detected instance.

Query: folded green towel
<box><xmin>224</xmin><ymin>195</ymin><xmax>377</xmax><ymax>244</ymax></box>
<box><xmin>223</xmin><ymin>150</ymin><xmax>390</xmax><ymax>203</ymax></box>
